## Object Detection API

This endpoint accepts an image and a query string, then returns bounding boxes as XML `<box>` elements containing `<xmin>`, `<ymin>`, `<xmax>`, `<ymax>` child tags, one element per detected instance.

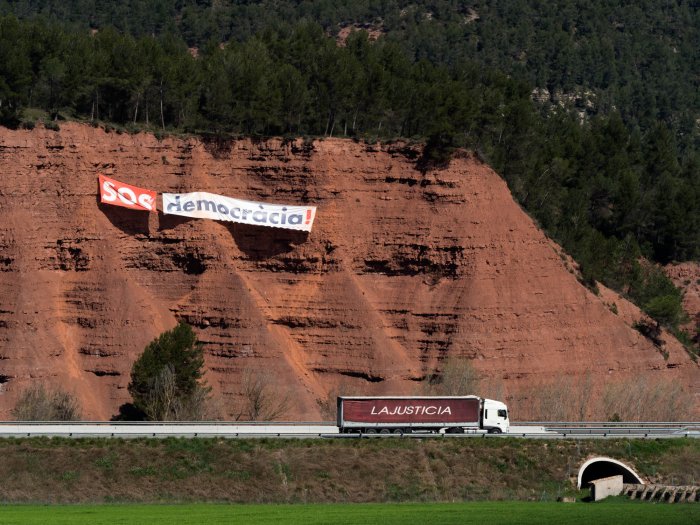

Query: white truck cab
<box><xmin>481</xmin><ymin>398</ymin><xmax>510</xmax><ymax>434</ymax></box>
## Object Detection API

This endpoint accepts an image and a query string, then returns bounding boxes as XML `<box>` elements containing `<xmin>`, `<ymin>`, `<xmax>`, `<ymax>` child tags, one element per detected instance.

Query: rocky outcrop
<box><xmin>0</xmin><ymin>123</ymin><xmax>697</xmax><ymax>419</ymax></box>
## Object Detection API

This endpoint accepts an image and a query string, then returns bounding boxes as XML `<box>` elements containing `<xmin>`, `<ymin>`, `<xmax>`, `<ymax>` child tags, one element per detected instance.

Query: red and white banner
<box><xmin>341</xmin><ymin>397</ymin><xmax>480</xmax><ymax>424</ymax></box>
<box><xmin>99</xmin><ymin>174</ymin><xmax>157</xmax><ymax>212</ymax></box>
<box><xmin>162</xmin><ymin>192</ymin><xmax>316</xmax><ymax>232</ymax></box>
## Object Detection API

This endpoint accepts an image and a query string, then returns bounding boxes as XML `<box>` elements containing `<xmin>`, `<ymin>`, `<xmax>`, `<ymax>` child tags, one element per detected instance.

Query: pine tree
<box><xmin>128</xmin><ymin>322</ymin><xmax>209</xmax><ymax>421</ymax></box>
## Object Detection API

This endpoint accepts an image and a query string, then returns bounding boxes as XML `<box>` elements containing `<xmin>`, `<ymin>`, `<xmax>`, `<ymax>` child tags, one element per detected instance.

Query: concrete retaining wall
<box><xmin>591</xmin><ymin>475</ymin><xmax>623</xmax><ymax>501</ymax></box>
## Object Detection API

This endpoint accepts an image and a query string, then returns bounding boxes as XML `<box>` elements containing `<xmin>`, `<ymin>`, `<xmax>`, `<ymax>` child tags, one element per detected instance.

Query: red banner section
<box><xmin>99</xmin><ymin>174</ymin><xmax>157</xmax><ymax>212</ymax></box>
<box><xmin>341</xmin><ymin>397</ymin><xmax>480</xmax><ymax>424</ymax></box>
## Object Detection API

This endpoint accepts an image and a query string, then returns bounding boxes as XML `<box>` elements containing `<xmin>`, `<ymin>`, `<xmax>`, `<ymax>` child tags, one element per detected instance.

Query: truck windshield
<box><xmin>498</xmin><ymin>409</ymin><xmax>507</xmax><ymax>419</ymax></box>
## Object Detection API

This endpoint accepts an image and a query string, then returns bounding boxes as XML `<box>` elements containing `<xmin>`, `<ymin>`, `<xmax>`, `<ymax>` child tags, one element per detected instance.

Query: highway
<box><xmin>0</xmin><ymin>421</ymin><xmax>696</xmax><ymax>439</ymax></box>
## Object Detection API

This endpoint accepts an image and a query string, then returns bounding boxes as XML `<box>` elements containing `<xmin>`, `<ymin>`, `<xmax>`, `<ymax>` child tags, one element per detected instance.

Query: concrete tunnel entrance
<box><xmin>577</xmin><ymin>457</ymin><xmax>644</xmax><ymax>489</ymax></box>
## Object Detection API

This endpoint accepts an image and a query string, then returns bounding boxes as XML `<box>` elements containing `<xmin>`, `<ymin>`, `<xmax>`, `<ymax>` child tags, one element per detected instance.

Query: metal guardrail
<box><xmin>0</xmin><ymin>432</ymin><xmax>693</xmax><ymax>440</ymax></box>
<box><xmin>0</xmin><ymin>421</ymin><xmax>695</xmax><ymax>439</ymax></box>
<box><xmin>347</xmin><ymin>433</ymin><xmax>700</xmax><ymax>440</ymax></box>
<box><xmin>526</xmin><ymin>421</ymin><xmax>700</xmax><ymax>438</ymax></box>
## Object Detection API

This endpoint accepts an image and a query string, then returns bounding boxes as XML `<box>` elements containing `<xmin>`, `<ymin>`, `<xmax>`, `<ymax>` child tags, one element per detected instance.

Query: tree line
<box><xmin>3</xmin><ymin>0</ymin><xmax>698</xmax><ymax>136</ymax></box>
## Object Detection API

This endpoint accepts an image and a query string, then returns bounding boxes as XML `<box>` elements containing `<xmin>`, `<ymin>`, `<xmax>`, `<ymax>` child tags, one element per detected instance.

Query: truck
<box><xmin>337</xmin><ymin>395</ymin><xmax>509</xmax><ymax>434</ymax></box>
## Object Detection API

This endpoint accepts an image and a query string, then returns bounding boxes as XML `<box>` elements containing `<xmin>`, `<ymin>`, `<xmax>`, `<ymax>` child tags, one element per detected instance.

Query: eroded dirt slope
<box><xmin>0</xmin><ymin>123</ymin><xmax>696</xmax><ymax>419</ymax></box>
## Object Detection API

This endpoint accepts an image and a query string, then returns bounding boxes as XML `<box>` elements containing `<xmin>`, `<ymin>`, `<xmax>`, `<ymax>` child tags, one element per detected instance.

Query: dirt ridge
<box><xmin>0</xmin><ymin>122</ymin><xmax>696</xmax><ymax>420</ymax></box>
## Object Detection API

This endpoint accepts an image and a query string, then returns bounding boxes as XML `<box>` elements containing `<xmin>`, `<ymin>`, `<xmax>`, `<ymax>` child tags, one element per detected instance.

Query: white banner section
<box><xmin>162</xmin><ymin>192</ymin><xmax>316</xmax><ymax>232</ymax></box>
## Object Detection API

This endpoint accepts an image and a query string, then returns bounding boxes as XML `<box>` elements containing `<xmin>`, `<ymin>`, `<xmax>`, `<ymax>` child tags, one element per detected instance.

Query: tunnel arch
<box><xmin>577</xmin><ymin>457</ymin><xmax>644</xmax><ymax>488</ymax></box>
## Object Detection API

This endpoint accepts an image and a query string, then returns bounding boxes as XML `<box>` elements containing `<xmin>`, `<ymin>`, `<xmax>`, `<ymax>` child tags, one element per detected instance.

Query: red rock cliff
<box><xmin>0</xmin><ymin>123</ymin><xmax>697</xmax><ymax>419</ymax></box>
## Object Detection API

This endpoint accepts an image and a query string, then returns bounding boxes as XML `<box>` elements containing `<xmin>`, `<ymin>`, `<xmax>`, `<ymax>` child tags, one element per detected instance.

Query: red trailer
<box><xmin>337</xmin><ymin>396</ymin><xmax>509</xmax><ymax>434</ymax></box>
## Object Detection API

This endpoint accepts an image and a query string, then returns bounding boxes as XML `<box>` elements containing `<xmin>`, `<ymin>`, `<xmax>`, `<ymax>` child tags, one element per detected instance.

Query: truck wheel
<box><xmin>365</xmin><ymin>428</ymin><xmax>377</xmax><ymax>434</ymax></box>
<box><xmin>488</xmin><ymin>428</ymin><xmax>502</xmax><ymax>434</ymax></box>
<box><xmin>392</xmin><ymin>429</ymin><xmax>403</xmax><ymax>435</ymax></box>
<box><xmin>379</xmin><ymin>428</ymin><xmax>391</xmax><ymax>435</ymax></box>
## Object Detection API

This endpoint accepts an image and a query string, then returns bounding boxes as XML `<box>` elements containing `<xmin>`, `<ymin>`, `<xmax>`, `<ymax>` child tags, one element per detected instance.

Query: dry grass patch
<box><xmin>0</xmin><ymin>437</ymin><xmax>695</xmax><ymax>504</ymax></box>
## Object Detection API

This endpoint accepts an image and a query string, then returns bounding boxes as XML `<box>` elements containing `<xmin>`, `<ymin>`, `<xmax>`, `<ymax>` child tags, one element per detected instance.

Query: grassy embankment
<box><xmin>0</xmin><ymin>436</ymin><xmax>697</xmax><ymax>504</ymax></box>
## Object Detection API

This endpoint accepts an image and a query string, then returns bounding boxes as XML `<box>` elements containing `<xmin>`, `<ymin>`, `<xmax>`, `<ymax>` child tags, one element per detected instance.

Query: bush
<box><xmin>523</xmin><ymin>374</ymin><xmax>694</xmax><ymax>421</ymax></box>
<box><xmin>43</xmin><ymin>120</ymin><xmax>60</xmax><ymax>131</ymax></box>
<box><xmin>526</xmin><ymin>375</ymin><xmax>594</xmax><ymax>421</ymax></box>
<box><xmin>601</xmin><ymin>376</ymin><xmax>694</xmax><ymax>421</ymax></box>
<box><xmin>416</xmin><ymin>131</ymin><xmax>457</xmax><ymax>173</ymax></box>
<box><xmin>629</xmin><ymin>263</ymin><xmax>685</xmax><ymax>329</ymax></box>
<box><xmin>12</xmin><ymin>384</ymin><xmax>82</xmax><ymax>421</ymax></box>
<box><xmin>633</xmin><ymin>319</ymin><xmax>664</xmax><ymax>347</ymax></box>
<box><xmin>235</xmin><ymin>367</ymin><xmax>291</xmax><ymax>421</ymax></box>
<box><xmin>424</xmin><ymin>357</ymin><xmax>480</xmax><ymax>396</ymax></box>
<box><xmin>643</xmin><ymin>294</ymin><xmax>686</xmax><ymax>329</ymax></box>
<box><xmin>0</xmin><ymin>106</ymin><xmax>21</xmax><ymax>129</ymax></box>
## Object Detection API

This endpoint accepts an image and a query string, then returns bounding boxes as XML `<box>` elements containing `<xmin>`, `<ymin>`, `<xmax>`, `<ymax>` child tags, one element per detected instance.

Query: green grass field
<box><xmin>0</xmin><ymin>501</ymin><xmax>697</xmax><ymax>525</ymax></box>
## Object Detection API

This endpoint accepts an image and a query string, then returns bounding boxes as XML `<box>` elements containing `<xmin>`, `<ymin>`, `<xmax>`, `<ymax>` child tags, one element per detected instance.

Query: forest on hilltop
<box><xmin>0</xmin><ymin>0</ymin><xmax>698</xmax><ymax>354</ymax></box>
